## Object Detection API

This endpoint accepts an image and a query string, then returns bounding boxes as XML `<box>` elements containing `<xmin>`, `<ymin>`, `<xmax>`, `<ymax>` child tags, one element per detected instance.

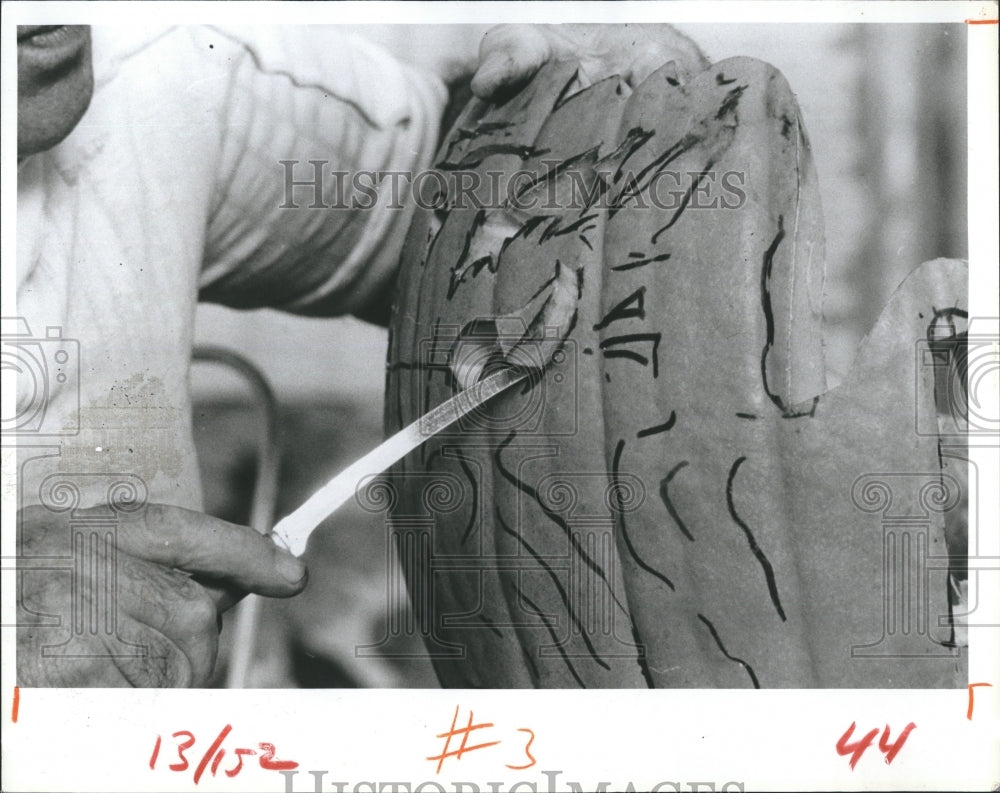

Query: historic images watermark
<box><xmin>278</xmin><ymin>160</ymin><xmax>748</xmax><ymax>213</ymax></box>
<box><xmin>279</xmin><ymin>769</ymin><xmax>746</xmax><ymax>793</ymax></box>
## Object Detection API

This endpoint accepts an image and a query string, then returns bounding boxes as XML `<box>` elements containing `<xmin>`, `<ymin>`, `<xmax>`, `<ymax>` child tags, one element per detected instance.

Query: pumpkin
<box><xmin>382</xmin><ymin>56</ymin><xmax>968</xmax><ymax>687</ymax></box>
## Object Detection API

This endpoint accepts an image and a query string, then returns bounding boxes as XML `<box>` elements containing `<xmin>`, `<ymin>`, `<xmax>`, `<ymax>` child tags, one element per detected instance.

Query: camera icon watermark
<box><xmin>1</xmin><ymin>317</ymin><xmax>80</xmax><ymax>436</ymax></box>
<box><xmin>417</xmin><ymin>318</ymin><xmax>579</xmax><ymax>438</ymax></box>
<box><xmin>916</xmin><ymin>313</ymin><xmax>999</xmax><ymax>439</ymax></box>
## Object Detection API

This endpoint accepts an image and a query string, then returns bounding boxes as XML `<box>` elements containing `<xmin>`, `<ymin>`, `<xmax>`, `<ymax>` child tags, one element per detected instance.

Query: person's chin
<box><xmin>18</xmin><ymin>25</ymin><xmax>94</xmax><ymax>157</ymax></box>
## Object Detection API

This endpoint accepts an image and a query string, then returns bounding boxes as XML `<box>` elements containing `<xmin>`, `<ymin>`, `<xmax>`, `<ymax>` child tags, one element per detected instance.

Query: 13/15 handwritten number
<box><xmin>150</xmin><ymin>725</ymin><xmax>297</xmax><ymax>784</ymax></box>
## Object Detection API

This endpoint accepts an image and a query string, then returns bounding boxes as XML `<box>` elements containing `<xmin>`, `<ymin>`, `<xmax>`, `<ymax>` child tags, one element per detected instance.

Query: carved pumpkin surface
<box><xmin>384</xmin><ymin>57</ymin><xmax>967</xmax><ymax>687</ymax></box>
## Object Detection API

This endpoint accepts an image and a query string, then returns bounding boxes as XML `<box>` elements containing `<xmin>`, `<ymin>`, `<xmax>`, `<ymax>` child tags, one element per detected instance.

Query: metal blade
<box><xmin>271</xmin><ymin>366</ymin><xmax>528</xmax><ymax>556</ymax></box>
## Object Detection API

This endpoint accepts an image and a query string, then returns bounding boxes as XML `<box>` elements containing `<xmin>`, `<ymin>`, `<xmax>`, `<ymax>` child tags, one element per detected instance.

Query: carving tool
<box><xmin>270</xmin><ymin>366</ymin><xmax>527</xmax><ymax>556</ymax></box>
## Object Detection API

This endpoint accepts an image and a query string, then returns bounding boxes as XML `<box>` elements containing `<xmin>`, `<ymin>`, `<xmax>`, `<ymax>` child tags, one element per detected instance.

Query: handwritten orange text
<box><xmin>150</xmin><ymin>724</ymin><xmax>297</xmax><ymax>784</ymax></box>
<box><xmin>427</xmin><ymin>706</ymin><xmax>536</xmax><ymax>774</ymax></box>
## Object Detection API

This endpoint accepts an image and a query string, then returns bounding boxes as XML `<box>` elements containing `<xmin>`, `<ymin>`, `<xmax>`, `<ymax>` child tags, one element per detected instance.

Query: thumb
<box><xmin>101</xmin><ymin>503</ymin><xmax>308</xmax><ymax>598</ymax></box>
<box><xmin>471</xmin><ymin>24</ymin><xmax>551</xmax><ymax>99</ymax></box>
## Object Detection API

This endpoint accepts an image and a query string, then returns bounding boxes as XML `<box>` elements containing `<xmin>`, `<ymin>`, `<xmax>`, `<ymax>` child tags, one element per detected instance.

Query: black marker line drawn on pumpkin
<box><xmin>579</xmin><ymin>235</ymin><xmax>593</xmax><ymax>251</ymax></box>
<box><xmin>517</xmin><ymin>589</ymin><xmax>587</xmax><ymax>688</ymax></box>
<box><xmin>500</xmin><ymin>214</ymin><xmax>550</xmax><ymax>260</ymax></box>
<box><xmin>758</xmin><ymin>217</ymin><xmax>786</xmax><ymax>409</ymax></box>
<box><xmin>495</xmin><ymin>506</ymin><xmax>610</xmax><ymax>671</ymax></box>
<box><xmin>593</xmin><ymin>287</ymin><xmax>647</xmax><ymax>331</ymax></box>
<box><xmin>650</xmin><ymin>162</ymin><xmax>716</xmax><ymax>245</ymax></box>
<box><xmin>659</xmin><ymin>460</ymin><xmax>695</xmax><ymax>542</ymax></box>
<box><xmin>437</xmin><ymin>143</ymin><xmax>552</xmax><ymax>172</ymax></box>
<box><xmin>609</xmin><ymin>133</ymin><xmax>701</xmax><ymax>216</ymax></box>
<box><xmin>551</xmin><ymin>68</ymin><xmax>589</xmax><ymax>113</ymax></box>
<box><xmin>780</xmin><ymin>397</ymin><xmax>818</xmax><ymax>418</ymax></box>
<box><xmin>425</xmin><ymin>446</ymin><xmax>480</xmax><ymax>546</ymax></box>
<box><xmin>510</xmin><ymin>145</ymin><xmax>602</xmax><ymax>203</ymax></box>
<box><xmin>477</xmin><ymin>614</ymin><xmax>504</xmax><ymax>639</ymax></box>
<box><xmin>604</xmin><ymin>126</ymin><xmax>656</xmax><ymax>184</ymax></box>
<box><xmin>447</xmin><ymin>210</ymin><xmax>501</xmax><ymax>299</ymax></box>
<box><xmin>715</xmin><ymin>84</ymin><xmax>748</xmax><ymax>120</ymax></box>
<box><xmin>610</xmin><ymin>128</ymin><xmax>677</xmax><ymax>189</ymax></box>
<box><xmin>386</xmin><ymin>360</ymin><xmax>430</xmax><ymax>373</ymax></box>
<box><xmin>697</xmin><ymin>613</ymin><xmax>761</xmax><ymax>688</ymax></box>
<box><xmin>454</xmin><ymin>453</ymin><xmax>480</xmax><ymax>545</ymax></box>
<box><xmin>447</xmin><ymin>212</ymin><xmax>551</xmax><ymax>302</ymax></box>
<box><xmin>735</xmin><ymin>412</ymin><xmax>758</xmax><ymax>420</ymax></box>
<box><xmin>539</xmin><ymin>212</ymin><xmax>600</xmax><ymax>243</ymax></box>
<box><xmin>716</xmin><ymin>73</ymin><xmax>738</xmax><ymax>86</ymax></box>
<box><xmin>422</xmin><ymin>211</ymin><xmax>448</xmax><ymax>268</ymax></box>
<box><xmin>726</xmin><ymin>456</ymin><xmax>787</xmax><ymax>622</ymax></box>
<box><xmin>610</xmin><ymin>252</ymin><xmax>672</xmax><ymax>272</ymax></box>
<box><xmin>780</xmin><ymin>113</ymin><xmax>795</xmax><ymax>141</ymax></box>
<box><xmin>637</xmin><ymin>411</ymin><xmax>677</xmax><ymax>438</ymax></box>
<box><xmin>494</xmin><ymin>433</ymin><xmax>631</xmax><ymax>617</ymax></box>
<box><xmin>610</xmin><ymin>440</ymin><xmax>676</xmax><ymax>592</ymax></box>
<box><xmin>441</xmin><ymin>119</ymin><xmax>517</xmax><ymax>163</ymax></box>
<box><xmin>758</xmin><ymin>215</ymin><xmax>821</xmax><ymax>419</ymax></box>
<box><xmin>600</xmin><ymin>333</ymin><xmax>662</xmax><ymax>378</ymax></box>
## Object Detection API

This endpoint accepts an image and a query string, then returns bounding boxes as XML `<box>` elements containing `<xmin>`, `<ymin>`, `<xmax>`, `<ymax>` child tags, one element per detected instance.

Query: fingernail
<box><xmin>276</xmin><ymin>551</ymin><xmax>307</xmax><ymax>585</ymax></box>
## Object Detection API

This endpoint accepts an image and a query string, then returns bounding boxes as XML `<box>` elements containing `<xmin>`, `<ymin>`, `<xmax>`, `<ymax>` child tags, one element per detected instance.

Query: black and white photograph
<box><xmin>3</xmin><ymin>1</ymin><xmax>998</xmax><ymax>791</ymax></box>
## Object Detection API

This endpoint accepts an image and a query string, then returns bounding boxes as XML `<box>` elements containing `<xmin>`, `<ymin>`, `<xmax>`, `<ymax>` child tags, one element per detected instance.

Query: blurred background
<box><xmin>190</xmin><ymin>24</ymin><xmax>968</xmax><ymax>687</ymax></box>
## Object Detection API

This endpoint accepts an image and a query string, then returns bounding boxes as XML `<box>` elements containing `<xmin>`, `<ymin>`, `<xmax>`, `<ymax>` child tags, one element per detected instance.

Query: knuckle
<box><xmin>122</xmin><ymin>630</ymin><xmax>194</xmax><ymax>688</ymax></box>
<box><xmin>161</xmin><ymin>571</ymin><xmax>216</xmax><ymax>626</ymax></box>
<box><xmin>185</xmin><ymin>589</ymin><xmax>219</xmax><ymax>634</ymax></box>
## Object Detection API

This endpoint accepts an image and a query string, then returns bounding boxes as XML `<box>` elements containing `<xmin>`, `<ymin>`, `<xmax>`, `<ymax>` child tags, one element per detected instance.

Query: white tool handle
<box><xmin>271</xmin><ymin>366</ymin><xmax>527</xmax><ymax>556</ymax></box>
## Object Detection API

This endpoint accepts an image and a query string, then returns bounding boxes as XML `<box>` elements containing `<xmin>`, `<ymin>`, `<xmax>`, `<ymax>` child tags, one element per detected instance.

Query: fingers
<box><xmin>116</xmin><ymin>554</ymin><xmax>220</xmax><ymax>686</ymax></box>
<box><xmin>470</xmin><ymin>24</ymin><xmax>710</xmax><ymax>101</ymax></box>
<box><xmin>17</xmin><ymin>618</ymin><xmax>194</xmax><ymax>688</ymax></box>
<box><xmin>15</xmin><ymin>544</ymin><xmax>213</xmax><ymax>687</ymax></box>
<box><xmin>626</xmin><ymin>24</ymin><xmax>710</xmax><ymax>82</ymax></box>
<box><xmin>471</xmin><ymin>25</ymin><xmax>551</xmax><ymax>99</ymax></box>
<box><xmin>16</xmin><ymin>504</ymin><xmax>301</xmax><ymax>688</ymax></box>
<box><xmin>105</xmin><ymin>504</ymin><xmax>308</xmax><ymax>598</ymax></box>
<box><xmin>197</xmin><ymin>578</ymin><xmax>245</xmax><ymax>613</ymax></box>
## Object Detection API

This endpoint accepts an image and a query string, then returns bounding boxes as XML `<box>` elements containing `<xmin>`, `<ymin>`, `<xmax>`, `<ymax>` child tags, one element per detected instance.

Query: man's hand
<box><xmin>16</xmin><ymin>503</ymin><xmax>307</xmax><ymax>687</ymax></box>
<box><xmin>471</xmin><ymin>24</ymin><xmax>709</xmax><ymax>100</ymax></box>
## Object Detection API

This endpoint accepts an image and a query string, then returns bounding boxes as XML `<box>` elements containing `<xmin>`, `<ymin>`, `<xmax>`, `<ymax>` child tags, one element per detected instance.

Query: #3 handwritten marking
<box><xmin>426</xmin><ymin>706</ymin><xmax>536</xmax><ymax>774</ymax></box>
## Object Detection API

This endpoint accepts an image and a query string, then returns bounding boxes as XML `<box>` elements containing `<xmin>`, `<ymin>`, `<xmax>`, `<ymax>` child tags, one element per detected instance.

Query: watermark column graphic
<box><xmin>354</xmin><ymin>471</ymin><xmax>469</xmax><ymax>660</ymax></box>
<box><xmin>850</xmin><ymin>473</ymin><xmax>963</xmax><ymax>658</ymax></box>
<box><xmin>15</xmin><ymin>473</ymin><xmax>150</xmax><ymax>659</ymax></box>
<box><xmin>531</xmin><ymin>471</ymin><xmax>647</xmax><ymax>660</ymax></box>
<box><xmin>917</xmin><ymin>315</ymin><xmax>1000</xmax><ymax>636</ymax></box>
<box><xmin>2</xmin><ymin>316</ymin><xmax>152</xmax><ymax>660</ymax></box>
